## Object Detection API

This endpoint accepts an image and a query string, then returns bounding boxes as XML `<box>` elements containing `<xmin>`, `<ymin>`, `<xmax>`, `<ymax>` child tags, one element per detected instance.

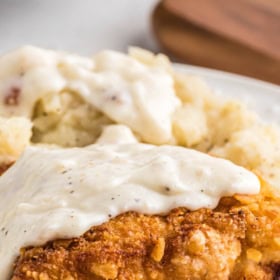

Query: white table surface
<box><xmin>0</xmin><ymin>0</ymin><xmax>159</xmax><ymax>55</ymax></box>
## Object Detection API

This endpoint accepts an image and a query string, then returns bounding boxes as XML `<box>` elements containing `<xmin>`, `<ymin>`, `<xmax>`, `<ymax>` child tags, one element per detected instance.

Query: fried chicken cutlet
<box><xmin>1</xmin><ymin>46</ymin><xmax>280</xmax><ymax>280</ymax></box>
<box><xmin>12</xmin><ymin>182</ymin><xmax>280</xmax><ymax>280</ymax></box>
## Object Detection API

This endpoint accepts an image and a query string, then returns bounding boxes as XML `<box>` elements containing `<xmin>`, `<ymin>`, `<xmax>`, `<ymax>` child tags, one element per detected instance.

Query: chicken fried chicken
<box><xmin>11</xmin><ymin>181</ymin><xmax>280</xmax><ymax>280</ymax></box>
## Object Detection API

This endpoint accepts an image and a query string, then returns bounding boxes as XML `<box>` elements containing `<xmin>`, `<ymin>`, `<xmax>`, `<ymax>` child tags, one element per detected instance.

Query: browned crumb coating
<box><xmin>0</xmin><ymin>162</ymin><xmax>13</xmax><ymax>175</ymax></box>
<box><xmin>12</xmin><ymin>182</ymin><xmax>280</xmax><ymax>280</ymax></box>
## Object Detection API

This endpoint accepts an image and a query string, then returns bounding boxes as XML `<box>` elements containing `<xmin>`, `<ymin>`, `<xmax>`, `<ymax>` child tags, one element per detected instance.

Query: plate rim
<box><xmin>173</xmin><ymin>63</ymin><xmax>280</xmax><ymax>92</ymax></box>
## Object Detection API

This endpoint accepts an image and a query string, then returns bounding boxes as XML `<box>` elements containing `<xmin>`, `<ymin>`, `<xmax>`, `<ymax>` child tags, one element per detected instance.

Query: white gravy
<box><xmin>0</xmin><ymin>141</ymin><xmax>260</xmax><ymax>279</ymax></box>
<box><xmin>0</xmin><ymin>46</ymin><xmax>180</xmax><ymax>144</ymax></box>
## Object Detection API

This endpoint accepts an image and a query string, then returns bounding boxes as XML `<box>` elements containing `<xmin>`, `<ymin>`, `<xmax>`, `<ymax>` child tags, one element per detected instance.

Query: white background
<box><xmin>0</xmin><ymin>0</ymin><xmax>159</xmax><ymax>55</ymax></box>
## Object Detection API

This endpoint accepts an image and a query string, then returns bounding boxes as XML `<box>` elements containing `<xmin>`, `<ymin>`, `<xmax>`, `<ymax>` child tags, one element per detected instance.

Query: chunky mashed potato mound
<box><xmin>32</xmin><ymin>91</ymin><xmax>112</xmax><ymax>147</ymax></box>
<box><xmin>0</xmin><ymin>46</ymin><xmax>280</xmax><ymax>189</ymax></box>
<box><xmin>172</xmin><ymin>71</ymin><xmax>280</xmax><ymax>187</ymax></box>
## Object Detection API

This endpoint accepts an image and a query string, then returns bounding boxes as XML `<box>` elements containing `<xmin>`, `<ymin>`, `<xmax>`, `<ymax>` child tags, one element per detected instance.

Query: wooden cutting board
<box><xmin>152</xmin><ymin>0</ymin><xmax>280</xmax><ymax>84</ymax></box>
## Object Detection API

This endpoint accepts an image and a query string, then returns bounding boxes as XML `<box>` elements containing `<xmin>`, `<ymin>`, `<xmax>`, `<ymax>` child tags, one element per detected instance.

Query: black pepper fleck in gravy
<box><xmin>164</xmin><ymin>187</ymin><xmax>170</xmax><ymax>192</ymax></box>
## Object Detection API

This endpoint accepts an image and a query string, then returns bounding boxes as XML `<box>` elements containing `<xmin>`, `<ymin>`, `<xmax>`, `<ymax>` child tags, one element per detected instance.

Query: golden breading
<box><xmin>12</xmin><ymin>182</ymin><xmax>280</xmax><ymax>280</ymax></box>
<box><xmin>0</xmin><ymin>162</ymin><xmax>13</xmax><ymax>175</ymax></box>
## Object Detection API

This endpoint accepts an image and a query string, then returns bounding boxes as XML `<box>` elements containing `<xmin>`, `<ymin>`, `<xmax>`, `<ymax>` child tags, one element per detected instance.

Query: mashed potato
<box><xmin>0</xmin><ymin>46</ymin><xmax>280</xmax><ymax>189</ymax></box>
<box><xmin>0</xmin><ymin>117</ymin><xmax>32</xmax><ymax>165</ymax></box>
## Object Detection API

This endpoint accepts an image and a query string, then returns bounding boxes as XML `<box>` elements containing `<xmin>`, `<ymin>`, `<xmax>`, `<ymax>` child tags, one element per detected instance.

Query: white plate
<box><xmin>175</xmin><ymin>64</ymin><xmax>280</xmax><ymax>125</ymax></box>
